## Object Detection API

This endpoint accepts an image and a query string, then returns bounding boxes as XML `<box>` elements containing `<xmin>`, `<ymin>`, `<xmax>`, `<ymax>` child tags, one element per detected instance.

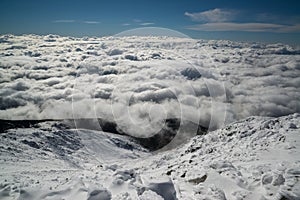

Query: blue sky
<box><xmin>1</xmin><ymin>0</ymin><xmax>300</xmax><ymax>45</ymax></box>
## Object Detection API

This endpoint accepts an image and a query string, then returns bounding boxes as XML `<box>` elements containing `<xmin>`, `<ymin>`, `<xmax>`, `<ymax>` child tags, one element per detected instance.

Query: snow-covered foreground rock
<box><xmin>0</xmin><ymin>113</ymin><xmax>299</xmax><ymax>200</ymax></box>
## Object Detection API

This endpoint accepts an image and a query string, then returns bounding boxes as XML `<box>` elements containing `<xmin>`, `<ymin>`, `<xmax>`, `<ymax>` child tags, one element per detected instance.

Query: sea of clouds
<box><xmin>0</xmin><ymin>34</ymin><xmax>299</xmax><ymax>137</ymax></box>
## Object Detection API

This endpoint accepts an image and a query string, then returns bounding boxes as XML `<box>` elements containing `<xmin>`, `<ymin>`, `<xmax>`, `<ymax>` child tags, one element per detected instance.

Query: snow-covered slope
<box><xmin>0</xmin><ymin>113</ymin><xmax>299</xmax><ymax>199</ymax></box>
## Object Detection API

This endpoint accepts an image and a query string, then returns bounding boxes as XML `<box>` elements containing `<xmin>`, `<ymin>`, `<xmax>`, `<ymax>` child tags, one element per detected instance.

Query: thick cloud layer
<box><xmin>0</xmin><ymin>34</ymin><xmax>299</xmax><ymax>137</ymax></box>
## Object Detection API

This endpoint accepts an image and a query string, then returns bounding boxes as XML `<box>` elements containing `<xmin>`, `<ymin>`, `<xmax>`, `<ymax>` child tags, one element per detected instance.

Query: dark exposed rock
<box><xmin>21</xmin><ymin>140</ymin><xmax>40</xmax><ymax>149</ymax></box>
<box><xmin>188</xmin><ymin>174</ymin><xmax>207</xmax><ymax>184</ymax></box>
<box><xmin>125</xmin><ymin>55</ymin><xmax>138</xmax><ymax>61</ymax></box>
<box><xmin>0</xmin><ymin>119</ymin><xmax>56</xmax><ymax>133</ymax></box>
<box><xmin>0</xmin><ymin>117</ymin><xmax>208</xmax><ymax>152</ymax></box>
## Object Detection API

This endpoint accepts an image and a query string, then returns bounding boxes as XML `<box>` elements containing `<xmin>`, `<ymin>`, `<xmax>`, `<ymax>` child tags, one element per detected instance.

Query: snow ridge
<box><xmin>0</xmin><ymin>114</ymin><xmax>299</xmax><ymax>199</ymax></box>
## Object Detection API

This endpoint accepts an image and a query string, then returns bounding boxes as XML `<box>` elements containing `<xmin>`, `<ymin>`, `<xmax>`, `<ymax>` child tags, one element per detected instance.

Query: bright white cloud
<box><xmin>185</xmin><ymin>8</ymin><xmax>236</xmax><ymax>22</ymax></box>
<box><xmin>0</xmin><ymin>34</ymin><xmax>299</xmax><ymax>138</ymax></box>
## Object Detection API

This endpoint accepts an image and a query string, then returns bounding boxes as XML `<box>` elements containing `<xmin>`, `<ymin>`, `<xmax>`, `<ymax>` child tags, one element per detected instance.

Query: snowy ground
<box><xmin>0</xmin><ymin>114</ymin><xmax>299</xmax><ymax>199</ymax></box>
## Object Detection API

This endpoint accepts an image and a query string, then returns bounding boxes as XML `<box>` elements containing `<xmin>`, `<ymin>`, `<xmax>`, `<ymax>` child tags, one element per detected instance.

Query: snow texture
<box><xmin>0</xmin><ymin>114</ymin><xmax>299</xmax><ymax>199</ymax></box>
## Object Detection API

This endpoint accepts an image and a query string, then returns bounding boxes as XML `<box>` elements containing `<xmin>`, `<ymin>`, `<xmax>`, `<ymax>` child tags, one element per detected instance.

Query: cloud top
<box><xmin>0</xmin><ymin>34</ymin><xmax>299</xmax><ymax>138</ymax></box>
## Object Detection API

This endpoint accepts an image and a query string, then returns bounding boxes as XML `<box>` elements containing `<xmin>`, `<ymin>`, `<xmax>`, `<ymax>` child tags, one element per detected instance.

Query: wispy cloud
<box><xmin>83</xmin><ymin>21</ymin><xmax>100</xmax><ymax>24</ymax></box>
<box><xmin>186</xmin><ymin>22</ymin><xmax>300</xmax><ymax>33</ymax></box>
<box><xmin>185</xmin><ymin>9</ymin><xmax>236</xmax><ymax>23</ymax></box>
<box><xmin>53</xmin><ymin>20</ymin><xmax>75</xmax><ymax>23</ymax></box>
<box><xmin>52</xmin><ymin>20</ymin><xmax>100</xmax><ymax>25</ymax></box>
<box><xmin>279</xmin><ymin>24</ymin><xmax>300</xmax><ymax>33</ymax></box>
<box><xmin>140</xmin><ymin>22</ymin><xmax>155</xmax><ymax>26</ymax></box>
<box><xmin>121</xmin><ymin>20</ymin><xmax>154</xmax><ymax>27</ymax></box>
<box><xmin>185</xmin><ymin>8</ymin><xmax>300</xmax><ymax>33</ymax></box>
<box><xmin>255</xmin><ymin>13</ymin><xmax>300</xmax><ymax>24</ymax></box>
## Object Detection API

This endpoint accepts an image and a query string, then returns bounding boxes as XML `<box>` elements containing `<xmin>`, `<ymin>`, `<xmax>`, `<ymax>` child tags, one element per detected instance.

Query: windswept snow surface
<box><xmin>0</xmin><ymin>114</ymin><xmax>299</xmax><ymax>199</ymax></box>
